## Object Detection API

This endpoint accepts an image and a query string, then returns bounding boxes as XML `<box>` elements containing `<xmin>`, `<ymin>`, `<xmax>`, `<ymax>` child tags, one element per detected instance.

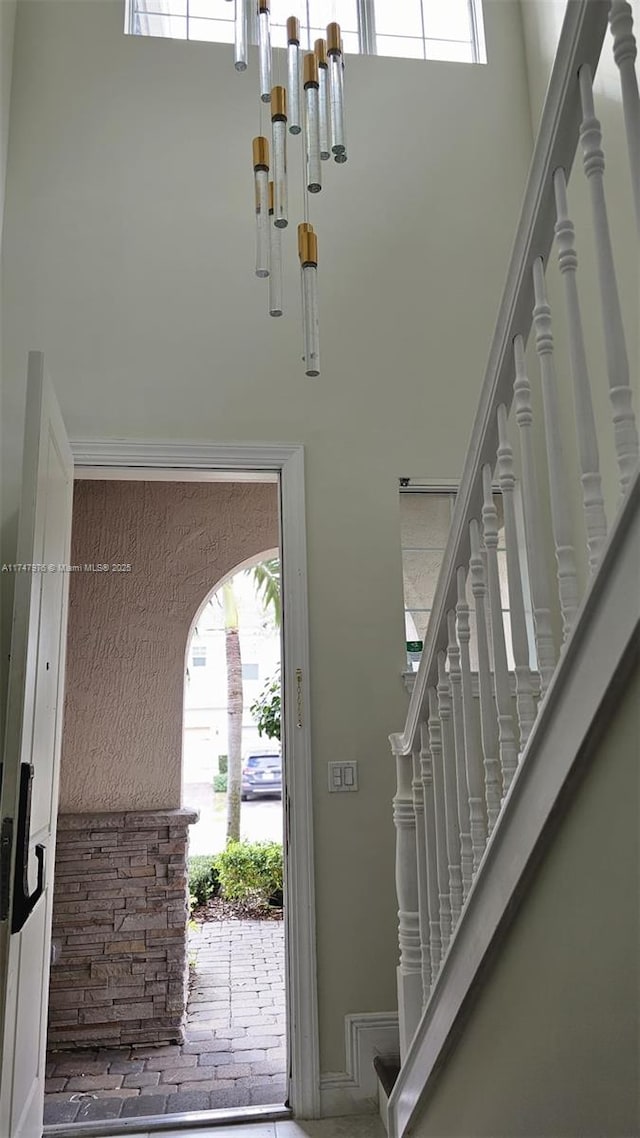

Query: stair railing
<box><xmin>389</xmin><ymin>0</ymin><xmax>638</xmax><ymax>1063</ymax></box>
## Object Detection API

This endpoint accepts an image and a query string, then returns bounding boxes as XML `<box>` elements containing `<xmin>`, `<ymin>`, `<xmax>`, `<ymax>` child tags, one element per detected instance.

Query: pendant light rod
<box><xmin>268</xmin><ymin>180</ymin><xmax>283</xmax><ymax>316</ymax></box>
<box><xmin>303</xmin><ymin>53</ymin><xmax>322</xmax><ymax>194</ymax></box>
<box><xmin>258</xmin><ymin>0</ymin><xmax>272</xmax><ymax>102</ymax></box>
<box><xmin>271</xmin><ymin>86</ymin><xmax>289</xmax><ymax>228</ymax></box>
<box><xmin>287</xmin><ymin>17</ymin><xmax>302</xmax><ymax>135</ymax></box>
<box><xmin>298</xmin><ymin>224</ymin><xmax>320</xmax><ymax>377</ymax></box>
<box><xmin>234</xmin><ymin>0</ymin><xmax>249</xmax><ymax>71</ymax></box>
<box><xmin>253</xmin><ymin>136</ymin><xmax>270</xmax><ymax>278</ymax></box>
<box><xmin>327</xmin><ymin>22</ymin><xmax>346</xmax><ymax>161</ymax></box>
<box><xmin>315</xmin><ymin>39</ymin><xmax>330</xmax><ymax>161</ymax></box>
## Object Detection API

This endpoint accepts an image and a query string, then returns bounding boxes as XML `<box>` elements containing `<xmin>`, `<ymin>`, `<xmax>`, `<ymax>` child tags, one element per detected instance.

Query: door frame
<box><xmin>68</xmin><ymin>438</ymin><xmax>320</xmax><ymax>1120</ymax></box>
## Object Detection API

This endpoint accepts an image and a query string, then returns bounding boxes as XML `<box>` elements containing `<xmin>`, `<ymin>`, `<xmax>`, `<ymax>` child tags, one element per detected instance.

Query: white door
<box><xmin>0</xmin><ymin>353</ymin><xmax>73</xmax><ymax>1138</ymax></box>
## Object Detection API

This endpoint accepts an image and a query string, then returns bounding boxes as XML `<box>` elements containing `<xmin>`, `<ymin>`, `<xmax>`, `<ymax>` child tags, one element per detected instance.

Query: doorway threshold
<box><xmin>44</xmin><ymin>1103</ymin><xmax>292</xmax><ymax>1138</ymax></box>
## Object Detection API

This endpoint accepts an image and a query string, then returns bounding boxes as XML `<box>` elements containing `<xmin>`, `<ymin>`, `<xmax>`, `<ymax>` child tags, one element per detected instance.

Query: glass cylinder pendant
<box><xmin>234</xmin><ymin>0</ymin><xmax>248</xmax><ymax>71</ymax></box>
<box><xmin>315</xmin><ymin>39</ymin><xmax>330</xmax><ymax>160</ymax></box>
<box><xmin>258</xmin><ymin>0</ymin><xmax>272</xmax><ymax>103</ymax></box>
<box><xmin>298</xmin><ymin>224</ymin><xmax>320</xmax><ymax>377</ymax></box>
<box><xmin>271</xmin><ymin>86</ymin><xmax>288</xmax><ymax>228</ymax></box>
<box><xmin>287</xmin><ymin>17</ymin><xmax>302</xmax><ymax>135</ymax></box>
<box><xmin>303</xmin><ymin>54</ymin><xmax>321</xmax><ymax>194</ymax></box>
<box><xmin>268</xmin><ymin>181</ymin><xmax>283</xmax><ymax>316</ymax></box>
<box><xmin>253</xmin><ymin>137</ymin><xmax>270</xmax><ymax>278</ymax></box>
<box><xmin>335</xmin><ymin>47</ymin><xmax>347</xmax><ymax>163</ymax></box>
<box><xmin>327</xmin><ymin>22</ymin><xmax>346</xmax><ymax>158</ymax></box>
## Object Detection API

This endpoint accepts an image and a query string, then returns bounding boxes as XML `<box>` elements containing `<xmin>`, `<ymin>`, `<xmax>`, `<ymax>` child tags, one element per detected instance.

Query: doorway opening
<box><xmin>43</xmin><ymin>471</ymin><xmax>295</xmax><ymax>1129</ymax></box>
<box><xmin>184</xmin><ymin>554</ymin><xmax>282</xmax><ymax>857</ymax></box>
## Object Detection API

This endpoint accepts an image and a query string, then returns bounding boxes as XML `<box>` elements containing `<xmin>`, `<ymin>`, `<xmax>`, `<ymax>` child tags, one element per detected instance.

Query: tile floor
<box><xmin>45</xmin><ymin>920</ymin><xmax>286</xmax><ymax>1126</ymax></box>
<box><xmin>92</xmin><ymin>1120</ymin><xmax>386</xmax><ymax>1137</ymax></box>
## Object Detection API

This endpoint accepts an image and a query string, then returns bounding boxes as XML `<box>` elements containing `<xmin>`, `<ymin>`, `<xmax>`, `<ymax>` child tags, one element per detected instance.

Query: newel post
<box><xmin>394</xmin><ymin>751</ymin><xmax>422</xmax><ymax>1059</ymax></box>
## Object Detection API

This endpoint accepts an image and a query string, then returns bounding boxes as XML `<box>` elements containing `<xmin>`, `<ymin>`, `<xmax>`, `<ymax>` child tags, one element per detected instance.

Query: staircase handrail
<box><xmin>389</xmin><ymin>0</ymin><xmax>610</xmax><ymax>761</ymax></box>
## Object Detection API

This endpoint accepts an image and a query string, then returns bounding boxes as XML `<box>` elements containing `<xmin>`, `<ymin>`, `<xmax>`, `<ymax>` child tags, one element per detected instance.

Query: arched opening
<box><xmin>180</xmin><ymin>546</ymin><xmax>288</xmax><ymax>1115</ymax></box>
<box><xmin>182</xmin><ymin>548</ymin><xmax>282</xmax><ymax>856</ymax></box>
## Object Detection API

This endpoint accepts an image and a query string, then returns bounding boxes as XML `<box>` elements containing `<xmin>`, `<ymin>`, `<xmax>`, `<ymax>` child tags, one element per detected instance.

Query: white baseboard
<box><xmin>320</xmin><ymin>1012</ymin><xmax>399</xmax><ymax>1117</ymax></box>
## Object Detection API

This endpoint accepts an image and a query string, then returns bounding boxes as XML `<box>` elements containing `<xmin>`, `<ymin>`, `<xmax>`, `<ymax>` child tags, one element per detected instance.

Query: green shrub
<box><xmin>188</xmin><ymin>855</ymin><xmax>220</xmax><ymax>907</ymax></box>
<box><xmin>215</xmin><ymin>840</ymin><xmax>283</xmax><ymax>909</ymax></box>
<box><xmin>213</xmin><ymin>773</ymin><xmax>228</xmax><ymax>793</ymax></box>
<box><xmin>218</xmin><ymin>754</ymin><xmax>228</xmax><ymax>775</ymax></box>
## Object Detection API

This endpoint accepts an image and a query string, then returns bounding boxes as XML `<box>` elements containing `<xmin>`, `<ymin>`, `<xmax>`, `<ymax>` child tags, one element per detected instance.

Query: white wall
<box><xmin>0</xmin><ymin>0</ymin><xmax>17</xmax><ymax>746</ymax></box>
<box><xmin>412</xmin><ymin>663</ymin><xmax>640</xmax><ymax>1138</ymax></box>
<box><xmin>0</xmin><ymin>0</ymin><xmax>16</xmax><ymax>245</ymax></box>
<box><xmin>0</xmin><ymin>0</ymin><xmax>533</xmax><ymax>1073</ymax></box>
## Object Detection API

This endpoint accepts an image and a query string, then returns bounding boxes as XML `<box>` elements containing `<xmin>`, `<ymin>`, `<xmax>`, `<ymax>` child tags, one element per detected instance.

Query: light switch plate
<box><xmin>328</xmin><ymin>761</ymin><xmax>358</xmax><ymax>792</ymax></box>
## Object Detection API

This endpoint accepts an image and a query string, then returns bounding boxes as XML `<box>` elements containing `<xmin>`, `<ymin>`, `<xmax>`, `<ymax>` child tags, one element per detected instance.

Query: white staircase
<box><xmin>386</xmin><ymin>3</ymin><xmax>640</xmax><ymax>1134</ymax></box>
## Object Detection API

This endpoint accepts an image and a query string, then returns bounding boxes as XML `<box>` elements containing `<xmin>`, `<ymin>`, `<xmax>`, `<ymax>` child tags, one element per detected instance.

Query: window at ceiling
<box><xmin>126</xmin><ymin>0</ymin><xmax>486</xmax><ymax>65</ymax></box>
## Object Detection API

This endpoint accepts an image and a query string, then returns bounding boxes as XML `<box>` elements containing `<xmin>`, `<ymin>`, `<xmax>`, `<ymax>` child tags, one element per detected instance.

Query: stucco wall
<box><xmin>60</xmin><ymin>479</ymin><xmax>278</xmax><ymax>812</ymax></box>
<box><xmin>411</xmin><ymin>663</ymin><xmax>640</xmax><ymax>1138</ymax></box>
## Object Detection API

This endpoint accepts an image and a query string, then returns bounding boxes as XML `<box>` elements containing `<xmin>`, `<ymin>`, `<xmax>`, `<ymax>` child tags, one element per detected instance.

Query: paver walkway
<box><xmin>44</xmin><ymin>919</ymin><xmax>286</xmax><ymax>1127</ymax></box>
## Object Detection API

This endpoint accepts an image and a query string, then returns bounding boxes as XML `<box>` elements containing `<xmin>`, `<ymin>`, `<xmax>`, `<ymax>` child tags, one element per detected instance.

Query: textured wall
<box><xmin>60</xmin><ymin>480</ymin><xmax>278</xmax><ymax>812</ymax></box>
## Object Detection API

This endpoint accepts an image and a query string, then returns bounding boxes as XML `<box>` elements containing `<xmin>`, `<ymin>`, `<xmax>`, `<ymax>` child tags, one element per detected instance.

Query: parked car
<box><xmin>241</xmin><ymin>752</ymin><xmax>282</xmax><ymax>800</ymax></box>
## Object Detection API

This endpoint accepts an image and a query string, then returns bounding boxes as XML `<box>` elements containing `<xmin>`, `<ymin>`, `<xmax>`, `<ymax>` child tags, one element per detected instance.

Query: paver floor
<box><xmin>44</xmin><ymin>919</ymin><xmax>286</xmax><ymax>1126</ymax></box>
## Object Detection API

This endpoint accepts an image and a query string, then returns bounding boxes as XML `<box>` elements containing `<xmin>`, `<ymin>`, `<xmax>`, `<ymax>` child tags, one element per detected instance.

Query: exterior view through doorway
<box><xmin>39</xmin><ymin>439</ymin><xmax>314</xmax><ymax>1133</ymax></box>
<box><xmin>45</xmin><ymin>474</ymin><xmax>292</xmax><ymax>1128</ymax></box>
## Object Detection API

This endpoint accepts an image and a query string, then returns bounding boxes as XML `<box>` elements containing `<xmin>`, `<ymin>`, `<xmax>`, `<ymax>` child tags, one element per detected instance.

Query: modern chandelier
<box><xmin>234</xmin><ymin>0</ymin><xmax>349</xmax><ymax>377</ymax></box>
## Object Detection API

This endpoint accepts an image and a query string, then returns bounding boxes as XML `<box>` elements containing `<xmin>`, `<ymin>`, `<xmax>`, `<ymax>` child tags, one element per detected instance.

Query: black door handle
<box><xmin>11</xmin><ymin>764</ymin><xmax>45</xmax><ymax>934</ymax></box>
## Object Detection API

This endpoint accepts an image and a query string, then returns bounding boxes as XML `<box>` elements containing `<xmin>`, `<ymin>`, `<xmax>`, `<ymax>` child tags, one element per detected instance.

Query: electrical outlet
<box><xmin>328</xmin><ymin>761</ymin><xmax>358</xmax><ymax>792</ymax></box>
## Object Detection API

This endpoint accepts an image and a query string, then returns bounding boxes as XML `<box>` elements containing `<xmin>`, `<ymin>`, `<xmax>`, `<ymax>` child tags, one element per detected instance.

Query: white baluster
<box><xmin>532</xmin><ymin>257</ymin><xmax>580</xmax><ymax>639</ymax></box>
<box><xmin>393</xmin><ymin>752</ymin><xmax>422</xmax><ymax>1058</ymax></box>
<box><xmin>456</xmin><ymin>567</ymin><xmax>488</xmax><ymax>874</ymax></box>
<box><xmin>553</xmin><ymin>167</ymin><xmax>608</xmax><ymax>575</ymax></box>
<box><xmin>496</xmin><ymin>405</ymin><xmax>538</xmax><ymax>750</ymax></box>
<box><xmin>420</xmin><ymin>721</ymin><xmax>441</xmax><ymax>986</ymax></box>
<box><xmin>412</xmin><ymin>750</ymin><xmax>431</xmax><ymax>1006</ymax></box>
<box><xmin>437</xmin><ymin>651</ymin><xmax>463</xmax><ymax>928</ymax></box>
<box><xmin>609</xmin><ymin>1</ymin><xmax>640</xmax><ymax>233</ymax></box>
<box><xmin>447</xmin><ymin>610</ymin><xmax>473</xmax><ymax>900</ymax></box>
<box><xmin>469</xmin><ymin>519</ymin><xmax>502</xmax><ymax>830</ymax></box>
<box><xmin>481</xmin><ymin>464</ymin><xmax>519</xmax><ymax>792</ymax></box>
<box><xmin>579</xmin><ymin>65</ymin><xmax>639</xmax><ymax>492</ymax></box>
<box><xmin>513</xmin><ymin>335</ymin><xmax>557</xmax><ymax>694</ymax></box>
<box><xmin>428</xmin><ymin>687</ymin><xmax>452</xmax><ymax>956</ymax></box>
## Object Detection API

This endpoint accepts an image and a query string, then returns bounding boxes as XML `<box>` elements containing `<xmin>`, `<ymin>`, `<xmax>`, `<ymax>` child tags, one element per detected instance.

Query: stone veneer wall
<box><xmin>48</xmin><ymin>808</ymin><xmax>197</xmax><ymax>1050</ymax></box>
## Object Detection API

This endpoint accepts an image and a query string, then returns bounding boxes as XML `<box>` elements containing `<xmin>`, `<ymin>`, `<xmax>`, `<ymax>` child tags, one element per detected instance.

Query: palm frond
<box><xmin>248</xmin><ymin>558</ymin><xmax>281</xmax><ymax>626</ymax></box>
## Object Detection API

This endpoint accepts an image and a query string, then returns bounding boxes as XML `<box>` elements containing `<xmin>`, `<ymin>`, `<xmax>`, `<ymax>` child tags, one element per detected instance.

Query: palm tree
<box><xmin>223</xmin><ymin>581</ymin><xmax>243</xmax><ymax>843</ymax></box>
<box><xmin>223</xmin><ymin>559</ymin><xmax>281</xmax><ymax>843</ymax></box>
